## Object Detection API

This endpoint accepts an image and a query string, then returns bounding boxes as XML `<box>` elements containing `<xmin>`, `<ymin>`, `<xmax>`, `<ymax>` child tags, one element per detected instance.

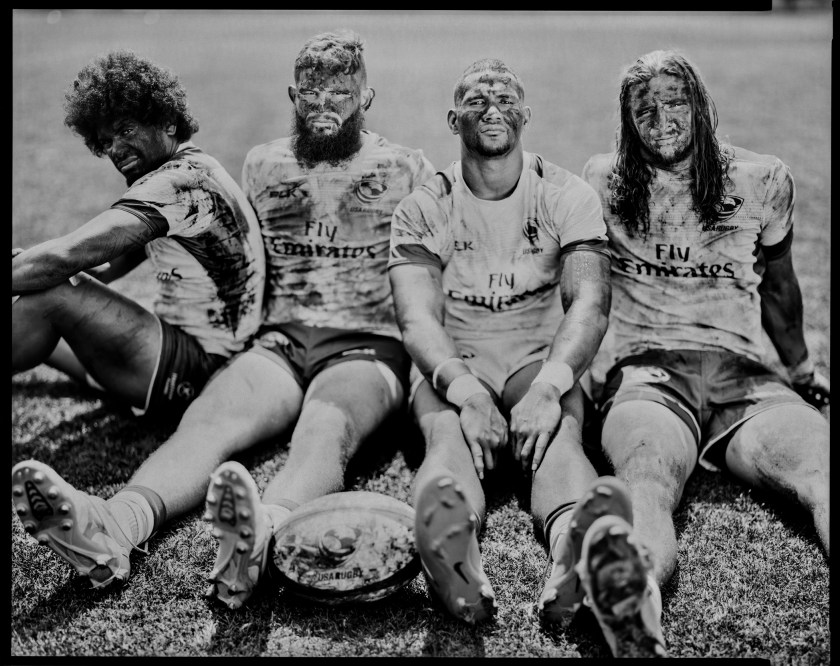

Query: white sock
<box><xmin>262</xmin><ymin>504</ymin><xmax>293</xmax><ymax>541</ymax></box>
<box><xmin>646</xmin><ymin>573</ymin><xmax>662</xmax><ymax>618</ymax></box>
<box><xmin>107</xmin><ymin>491</ymin><xmax>155</xmax><ymax>546</ymax></box>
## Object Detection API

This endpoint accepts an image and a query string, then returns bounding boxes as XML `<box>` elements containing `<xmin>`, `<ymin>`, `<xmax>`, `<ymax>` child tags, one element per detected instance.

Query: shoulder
<box><xmin>581</xmin><ymin>152</ymin><xmax>617</xmax><ymax>186</ymax></box>
<box><xmin>243</xmin><ymin>137</ymin><xmax>294</xmax><ymax>169</ymax></box>
<box><xmin>532</xmin><ymin>154</ymin><xmax>601</xmax><ymax>207</ymax></box>
<box><xmin>726</xmin><ymin>145</ymin><xmax>788</xmax><ymax>175</ymax></box>
<box><xmin>363</xmin><ymin>131</ymin><xmax>433</xmax><ymax>171</ymax></box>
<box><xmin>725</xmin><ymin>145</ymin><xmax>793</xmax><ymax>195</ymax></box>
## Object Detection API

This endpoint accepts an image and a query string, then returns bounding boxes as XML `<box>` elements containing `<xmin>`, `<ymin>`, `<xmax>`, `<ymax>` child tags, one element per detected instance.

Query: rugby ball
<box><xmin>272</xmin><ymin>491</ymin><xmax>420</xmax><ymax>605</ymax></box>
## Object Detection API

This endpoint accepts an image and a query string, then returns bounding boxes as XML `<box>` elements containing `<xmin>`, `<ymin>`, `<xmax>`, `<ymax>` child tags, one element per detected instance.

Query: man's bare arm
<box><xmin>12</xmin><ymin>208</ymin><xmax>157</xmax><ymax>295</ymax></box>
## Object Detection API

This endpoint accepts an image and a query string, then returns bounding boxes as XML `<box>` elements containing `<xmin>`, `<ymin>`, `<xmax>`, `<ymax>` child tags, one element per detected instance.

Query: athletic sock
<box><xmin>107</xmin><ymin>486</ymin><xmax>168</xmax><ymax>547</ymax></box>
<box><xmin>544</xmin><ymin>500</ymin><xmax>578</xmax><ymax>563</ymax></box>
<box><xmin>646</xmin><ymin>573</ymin><xmax>662</xmax><ymax>619</ymax></box>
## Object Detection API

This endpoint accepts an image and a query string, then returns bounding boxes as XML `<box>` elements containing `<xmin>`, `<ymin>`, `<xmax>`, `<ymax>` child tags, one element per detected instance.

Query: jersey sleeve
<box><xmin>551</xmin><ymin>176</ymin><xmax>609</xmax><ymax>249</ymax></box>
<box><xmin>111</xmin><ymin>167</ymin><xmax>210</xmax><ymax>238</ymax></box>
<box><xmin>759</xmin><ymin>158</ymin><xmax>795</xmax><ymax>248</ymax></box>
<box><xmin>388</xmin><ymin>188</ymin><xmax>445</xmax><ymax>270</ymax></box>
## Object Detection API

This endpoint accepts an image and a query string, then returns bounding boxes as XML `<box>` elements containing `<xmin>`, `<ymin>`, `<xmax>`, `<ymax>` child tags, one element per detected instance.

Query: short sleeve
<box><xmin>759</xmin><ymin>158</ymin><xmax>795</xmax><ymax>248</ymax></box>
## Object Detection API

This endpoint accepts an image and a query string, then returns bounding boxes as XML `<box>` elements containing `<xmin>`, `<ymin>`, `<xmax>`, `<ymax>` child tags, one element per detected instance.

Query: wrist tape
<box><xmin>432</xmin><ymin>357</ymin><xmax>468</xmax><ymax>391</ymax></box>
<box><xmin>445</xmin><ymin>373</ymin><xmax>490</xmax><ymax>408</ymax></box>
<box><xmin>531</xmin><ymin>361</ymin><xmax>574</xmax><ymax>397</ymax></box>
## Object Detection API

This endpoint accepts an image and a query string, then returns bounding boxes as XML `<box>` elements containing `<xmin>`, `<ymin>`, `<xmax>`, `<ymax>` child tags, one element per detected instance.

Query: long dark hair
<box><xmin>609</xmin><ymin>50</ymin><xmax>731</xmax><ymax>236</ymax></box>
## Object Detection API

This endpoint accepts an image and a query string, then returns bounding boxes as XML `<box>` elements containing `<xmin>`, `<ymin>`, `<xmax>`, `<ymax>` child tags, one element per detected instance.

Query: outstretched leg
<box><xmin>410</xmin><ymin>380</ymin><xmax>496</xmax><ymax>624</ymax></box>
<box><xmin>724</xmin><ymin>404</ymin><xmax>829</xmax><ymax>556</ymax></box>
<box><xmin>601</xmin><ymin>400</ymin><xmax>696</xmax><ymax>586</ymax></box>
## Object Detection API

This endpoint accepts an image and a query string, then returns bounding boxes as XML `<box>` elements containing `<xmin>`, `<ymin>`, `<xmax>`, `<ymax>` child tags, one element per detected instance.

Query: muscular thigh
<box><xmin>301</xmin><ymin>359</ymin><xmax>405</xmax><ymax>447</ymax></box>
<box><xmin>602</xmin><ymin>400</ymin><xmax>697</xmax><ymax>488</ymax></box>
<box><xmin>25</xmin><ymin>273</ymin><xmax>160</xmax><ymax>401</ymax></box>
<box><xmin>725</xmin><ymin>403</ymin><xmax>829</xmax><ymax>493</ymax></box>
<box><xmin>178</xmin><ymin>349</ymin><xmax>304</xmax><ymax>444</ymax></box>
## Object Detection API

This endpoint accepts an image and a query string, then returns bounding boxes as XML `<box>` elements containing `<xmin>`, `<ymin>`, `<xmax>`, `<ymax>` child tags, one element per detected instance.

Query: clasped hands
<box><xmin>459</xmin><ymin>381</ymin><xmax>563</xmax><ymax>480</ymax></box>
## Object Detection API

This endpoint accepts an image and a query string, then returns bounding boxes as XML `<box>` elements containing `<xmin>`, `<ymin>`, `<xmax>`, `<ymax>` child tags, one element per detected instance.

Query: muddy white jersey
<box><xmin>243</xmin><ymin>130</ymin><xmax>435</xmax><ymax>338</ymax></box>
<box><xmin>389</xmin><ymin>153</ymin><xmax>607</xmax><ymax>348</ymax></box>
<box><xmin>583</xmin><ymin>145</ymin><xmax>795</xmax><ymax>366</ymax></box>
<box><xmin>110</xmin><ymin>142</ymin><xmax>265</xmax><ymax>357</ymax></box>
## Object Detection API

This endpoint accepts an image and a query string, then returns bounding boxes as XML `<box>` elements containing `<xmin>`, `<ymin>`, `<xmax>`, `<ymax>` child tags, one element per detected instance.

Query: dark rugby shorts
<box><xmin>142</xmin><ymin>318</ymin><xmax>227</xmax><ymax>419</ymax></box>
<box><xmin>248</xmin><ymin>322</ymin><xmax>411</xmax><ymax>395</ymax></box>
<box><xmin>599</xmin><ymin>349</ymin><xmax>817</xmax><ymax>471</ymax></box>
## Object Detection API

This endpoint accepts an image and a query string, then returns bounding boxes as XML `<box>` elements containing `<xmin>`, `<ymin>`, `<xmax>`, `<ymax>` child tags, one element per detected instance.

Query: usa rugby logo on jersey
<box><xmin>523</xmin><ymin>217</ymin><xmax>540</xmax><ymax>245</ymax></box>
<box><xmin>354</xmin><ymin>178</ymin><xmax>388</xmax><ymax>204</ymax></box>
<box><xmin>715</xmin><ymin>195</ymin><xmax>744</xmax><ymax>222</ymax></box>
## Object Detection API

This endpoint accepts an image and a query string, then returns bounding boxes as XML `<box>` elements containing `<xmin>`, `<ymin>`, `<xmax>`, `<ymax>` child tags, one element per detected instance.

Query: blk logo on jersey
<box><xmin>354</xmin><ymin>178</ymin><xmax>388</xmax><ymax>204</ymax></box>
<box><xmin>715</xmin><ymin>195</ymin><xmax>744</xmax><ymax>222</ymax></box>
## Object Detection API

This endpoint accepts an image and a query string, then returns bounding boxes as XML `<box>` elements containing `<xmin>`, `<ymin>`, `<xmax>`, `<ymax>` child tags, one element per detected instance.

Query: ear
<box><xmin>523</xmin><ymin>105</ymin><xmax>532</xmax><ymax>126</ymax></box>
<box><xmin>447</xmin><ymin>109</ymin><xmax>459</xmax><ymax>135</ymax></box>
<box><xmin>164</xmin><ymin>121</ymin><xmax>178</xmax><ymax>137</ymax></box>
<box><xmin>361</xmin><ymin>87</ymin><xmax>375</xmax><ymax>111</ymax></box>
<box><xmin>287</xmin><ymin>85</ymin><xmax>297</xmax><ymax>104</ymax></box>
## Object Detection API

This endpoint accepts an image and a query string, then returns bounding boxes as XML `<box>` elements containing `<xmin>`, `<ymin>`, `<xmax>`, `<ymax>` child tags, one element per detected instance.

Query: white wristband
<box><xmin>445</xmin><ymin>374</ymin><xmax>490</xmax><ymax>408</ymax></box>
<box><xmin>531</xmin><ymin>361</ymin><xmax>574</xmax><ymax>397</ymax></box>
<box><xmin>432</xmin><ymin>357</ymin><xmax>468</xmax><ymax>391</ymax></box>
<box><xmin>788</xmin><ymin>357</ymin><xmax>815</xmax><ymax>383</ymax></box>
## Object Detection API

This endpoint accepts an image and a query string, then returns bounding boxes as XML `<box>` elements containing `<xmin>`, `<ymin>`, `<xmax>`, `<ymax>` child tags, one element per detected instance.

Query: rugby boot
<box><xmin>537</xmin><ymin>475</ymin><xmax>634</xmax><ymax>627</ymax></box>
<box><xmin>415</xmin><ymin>475</ymin><xmax>497</xmax><ymax>624</ymax></box>
<box><xmin>11</xmin><ymin>459</ymin><xmax>134</xmax><ymax>588</ymax></box>
<box><xmin>577</xmin><ymin>515</ymin><xmax>667</xmax><ymax>658</ymax></box>
<box><xmin>204</xmin><ymin>461</ymin><xmax>276</xmax><ymax>610</ymax></box>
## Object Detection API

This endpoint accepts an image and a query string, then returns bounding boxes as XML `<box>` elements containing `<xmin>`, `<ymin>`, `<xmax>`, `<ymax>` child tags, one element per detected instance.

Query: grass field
<box><xmin>12</xmin><ymin>9</ymin><xmax>830</xmax><ymax>660</ymax></box>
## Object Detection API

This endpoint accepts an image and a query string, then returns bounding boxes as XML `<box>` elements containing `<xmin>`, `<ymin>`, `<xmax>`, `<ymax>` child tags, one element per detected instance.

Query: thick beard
<box><xmin>291</xmin><ymin>108</ymin><xmax>364</xmax><ymax>168</ymax></box>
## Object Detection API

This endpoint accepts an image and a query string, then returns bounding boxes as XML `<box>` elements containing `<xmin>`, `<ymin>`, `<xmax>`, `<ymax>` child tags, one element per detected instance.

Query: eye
<box><xmin>120</xmin><ymin>126</ymin><xmax>135</xmax><ymax>137</ymax></box>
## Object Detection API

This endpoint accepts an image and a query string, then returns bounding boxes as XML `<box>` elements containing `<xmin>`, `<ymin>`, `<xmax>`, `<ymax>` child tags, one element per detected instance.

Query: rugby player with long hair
<box><xmin>577</xmin><ymin>49</ymin><xmax>829</xmax><ymax>657</ymax></box>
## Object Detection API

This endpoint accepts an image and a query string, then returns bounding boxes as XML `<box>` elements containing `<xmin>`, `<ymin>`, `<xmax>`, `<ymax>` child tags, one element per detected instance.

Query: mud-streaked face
<box><xmin>448</xmin><ymin>70</ymin><xmax>530</xmax><ymax>158</ymax></box>
<box><xmin>629</xmin><ymin>73</ymin><xmax>694</xmax><ymax>167</ymax></box>
<box><xmin>288</xmin><ymin>68</ymin><xmax>373</xmax><ymax>137</ymax></box>
<box><xmin>96</xmin><ymin>117</ymin><xmax>178</xmax><ymax>185</ymax></box>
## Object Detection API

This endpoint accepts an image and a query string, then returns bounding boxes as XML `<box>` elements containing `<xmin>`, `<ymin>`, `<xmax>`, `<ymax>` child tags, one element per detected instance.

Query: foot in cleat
<box><xmin>204</xmin><ymin>461</ymin><xmax>274</xmax><ymax>610</ymax></box>
<box><xmin>537</xmin><ymin>476</ymin><xmax>634</xmax><ymax>627</ymax></box>
<box><xmin>577</xmin><ymin>514</ymin><xmax>667</xmax><ymax>658</ymax></box>
<box><xmin>415</xmin><ymin>476</ymin><xmax>496</xmax><ymax>624</ymax></box>
<box><xmin>11</xmin><ymin>459</ymin><xmax>134</xmax><ymax>588</ymax></box>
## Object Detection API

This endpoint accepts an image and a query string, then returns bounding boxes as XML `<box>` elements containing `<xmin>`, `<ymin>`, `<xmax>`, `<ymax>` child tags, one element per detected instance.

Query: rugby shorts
<box><xmin>598</xmin><ymin>349</ymin><xmax>818</xmax><ymax>472</ymax></box>
<box><xmin>138</xmin><ymin>317</ymin><xmax>226</xmax><ymax>419</ymax></box>
<box><xmin>248</xmin><ymin>322</ymin><xmax>411</xmax><ymax>397</ymax></box>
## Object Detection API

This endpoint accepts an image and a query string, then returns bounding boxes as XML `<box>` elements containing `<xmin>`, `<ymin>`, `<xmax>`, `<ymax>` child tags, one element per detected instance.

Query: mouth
<box><xmin>116</xmin><ymin>156</ymin><xmax>140</xmax><ymax>172</ymax></box>
<box><xmin>307</xmin><ymin>113</ymin><xmax>342</xmax><ymax>133</ymax></box>
<box><xmin>480</xmin><ymin>125</ymin><xmax>507</xmax><ymax>136</ymax></box>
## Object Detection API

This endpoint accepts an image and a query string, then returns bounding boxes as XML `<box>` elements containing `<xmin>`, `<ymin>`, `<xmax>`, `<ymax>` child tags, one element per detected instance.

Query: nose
<box><xmin>482</xmin><ymin>102</ymin><xmax>503</xmax><ymax>121</ymax></box>
<box><xmin>106</xmin><ymin>136</ymin><xmax>125</xmax><ymax>158</ymax></box>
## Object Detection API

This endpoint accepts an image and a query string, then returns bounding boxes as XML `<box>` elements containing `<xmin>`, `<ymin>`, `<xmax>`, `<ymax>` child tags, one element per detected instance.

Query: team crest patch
<box><xmin>623</xmin><ymin>366</ymin><xmax>671</xmax><ymax>385</ymax></box>
<box><xmin>523</xmin><ymin>217</ymin><xmax>540</xmax><ymax>245</ymax></box>
<box><xmin>715</xmin><ymin>195</ymin><xmax>744</xmax><ymax>222</ymax></box>
<box><xmin>354</xmin><ymin>179</ymin><xmax>388</xmax><ymax>204</ymax></box>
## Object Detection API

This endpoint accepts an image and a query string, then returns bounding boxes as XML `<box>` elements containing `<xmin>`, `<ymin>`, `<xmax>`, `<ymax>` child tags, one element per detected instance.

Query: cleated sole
<box><xmin>205</xmin><ymin>461</ymin><xmax>265</xmax><ymax>610</ymax></box>
<box><xmin>538</xmin><ymin>476</ymin><xmax>634</xmax><ymax>625</ymax></box>
<box><xmin>415</xmin><ymin>476</ymin><xmax>496</xmax><ymax>625</ymax></box>
<box><xmin>577</xmin><ymin>515</ymin><xmax>666</xmax><ymax>658</ymax></box>
<box><xmin>11</xmin><ymin>460</ymin><xmax>130</xmax><ymax>588</ymax></box>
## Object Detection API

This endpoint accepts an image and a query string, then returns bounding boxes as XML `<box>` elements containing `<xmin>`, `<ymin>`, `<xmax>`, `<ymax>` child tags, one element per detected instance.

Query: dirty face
<box><xmin>288</xmin><ymin>68</ymin><xmax>372</xmax><ymax>137</ymax></box>
<box><xmin>448</xmin><ymin>71</ymin><xmax>530</xmax><ymax>158</ymax></box>
<box><xmin>96</xmin><ymin>117</ymin><xmax>178</xmax><ymax>185</ymax></box>
<box><xmin>629</xmin><ymin>73</ymin><xmax>694</xmax><ymax>167</ymax></box>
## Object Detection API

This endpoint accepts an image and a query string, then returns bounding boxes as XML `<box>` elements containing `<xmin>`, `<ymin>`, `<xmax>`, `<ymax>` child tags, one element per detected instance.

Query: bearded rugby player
<box><xmin>389</xmin><ymin>58</ymin><xmax>635</xmax><ymax>630</ymax></box>
<box><xmin>573</xmin><ymin>49</ymin><xmax>830</xmax><ymax>657</ymax></box>
<box><xmin>12</xmin><ymin>32</ymin><xmax>435</xmax><ymax>607</ymax></box>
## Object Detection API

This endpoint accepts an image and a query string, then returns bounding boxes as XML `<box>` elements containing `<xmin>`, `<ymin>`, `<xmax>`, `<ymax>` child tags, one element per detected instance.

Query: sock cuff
<box><xmin>121</xmin><ymin>485</ymin><xmax>168</xmax><ymax>532</ymax></box>
<box><xmin>542</xmin><ymin>500</ymin><xmax>578</xmax><ymax>545</ymax></box>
